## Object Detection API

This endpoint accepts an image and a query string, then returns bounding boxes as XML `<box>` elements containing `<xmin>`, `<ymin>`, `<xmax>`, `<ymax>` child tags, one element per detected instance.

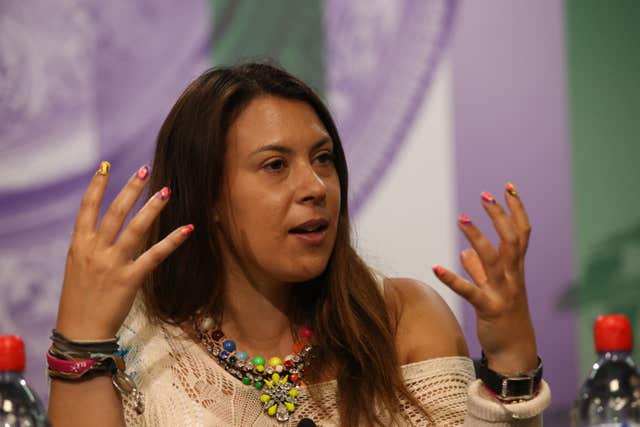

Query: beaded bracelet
<box><xmin>47</xmin><ymin>330</ymin><xmax>144</xmax><ymax>414</ymax></box>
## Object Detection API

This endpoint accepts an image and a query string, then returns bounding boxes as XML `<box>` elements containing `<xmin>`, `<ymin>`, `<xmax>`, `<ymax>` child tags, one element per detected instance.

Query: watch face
<box><xmin>503</xmin><ymin>377</ymin><xmax>534</xmax><ymax>398</ymax></box>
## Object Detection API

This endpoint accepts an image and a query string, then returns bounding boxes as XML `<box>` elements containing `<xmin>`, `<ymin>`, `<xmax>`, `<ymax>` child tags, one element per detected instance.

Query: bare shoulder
<box><xmin>383</xmin><ymin>277</ymin><xmax>469</xmax><ymax>365</ymax></box>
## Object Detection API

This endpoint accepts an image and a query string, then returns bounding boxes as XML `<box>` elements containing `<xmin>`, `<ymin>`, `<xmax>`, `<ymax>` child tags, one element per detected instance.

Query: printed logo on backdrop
<box><xmin>325</xmin><ymin>0</ymin><xmax>456</xmax><ymax>213</ymax></box>
<box><xmin>0</xmin><ymin>0</ymin><xmax>456</xmax><ymax>398</ymax></box>
<box><xmin>0</xmin><ymin>0</ymin><xmax>211</xmax><ymax>398</ymax></box>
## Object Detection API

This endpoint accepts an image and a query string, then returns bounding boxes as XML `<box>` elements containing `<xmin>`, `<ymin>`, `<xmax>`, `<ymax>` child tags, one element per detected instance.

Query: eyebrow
<box><xmin>250</xmin><ymin>137</ymin><xmax>333</xmax><ymax>157</ymax></box>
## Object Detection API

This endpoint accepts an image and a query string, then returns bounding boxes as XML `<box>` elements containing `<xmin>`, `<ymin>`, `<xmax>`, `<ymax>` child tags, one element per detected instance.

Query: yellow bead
<box><xmin>285</xmin><ymin>402</ymin><xmax>295</xmax><ymax>412</ymax></box>
<box><xmin>260</xmin><ymin>394</ymin><xmax>271</xmax><ymax>403</ymax></box>
<box><xmin>268</xmin><ymin>404</ymin><xmax>277</xmax><ymax>416</ymax></box>
<box><xmin>256</xmin><ymin>365</ymin><xmax>265</xmax><ymax>372</ymax></box>
<box><xmin>272</xmin><ymin>373</ymin><xmax>280</xmax><ymax>383</ymax></box>
<box><xmin>289</xmin><ymin>388</ymin><xmax>298</xmax><ymax>397</ymax></box>
<box><xmin>264</xmin><ymin>380</ymin><xmax>274</xmax><ymax>388</ymax></box>
<box><xmin>280</xmin><ymin>375</ymin><xmax>288</xmax><ymax>385</ymax></box>
<box><xmin>269</xmin><ymin>357</ymin><xmax>282</xmax><ymax>367</ymax></box>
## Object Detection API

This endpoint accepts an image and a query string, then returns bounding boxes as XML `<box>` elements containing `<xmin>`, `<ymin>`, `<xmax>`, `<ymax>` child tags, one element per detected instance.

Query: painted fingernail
<box><xmin>136</xmin><ymin>165</ymin><xmax>150</xmax><ymax>180</ymax></box>
<box><xmin>156</xmin><ymin>186</ymin><xmax>171</xmax><ymax>200</ymax></box>
<box><xmin>181</xmin><ymin>224</ymin><xmax>195</xmax><ymax>236</ymax></box>
<box><xmin>458</xmin><ymin>214</ymin><xmax>473</xmax><ymax>225</ymax></box>
<box><xmin>505</xmin><ymin>182</ymin><xmax>518</xmax><ymax>197</ymax></box>
<box><xmin>481</xmin><ymin>191</ymin><xmax>496</xmax><ymax>204</ymax></box>
<box><xmin>432</xmin><ymin>265</ymin><xmax>446</xmax><ymax>277</ymax></box>
<box><xmin>96</xmin><ymin>161</ymin><xmax>111</xmax><ymax>176</ymax></box>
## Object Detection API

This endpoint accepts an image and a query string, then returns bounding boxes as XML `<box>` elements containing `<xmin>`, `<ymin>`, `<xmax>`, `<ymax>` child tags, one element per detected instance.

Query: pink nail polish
<box><xmin>156</xmin><ymin>186</ymin><xmax>171</xmax><ymax>200</ymax></box>
<box><xmin>181</xmin><ymin>224</ymin><xmax>195</xmax><ymax>236</ymax></box>
<box><xmin>458</xmin><ymin>214</ymin><xmax>473</xmax><ymax>225</ymax></box>
<box><xmin>432</xmin><ymin>265</ymin><xmax>445</xmax><ymax>277</ymax></box>
<box><xmin>481</xmin><ymin>191</ymin><xmax>496</xmax><ymax>204</ymax></box>
<box><xmin>136</xmin><ymin>165</ymin><xmax>150</xmax><ymax>180</ymax></box>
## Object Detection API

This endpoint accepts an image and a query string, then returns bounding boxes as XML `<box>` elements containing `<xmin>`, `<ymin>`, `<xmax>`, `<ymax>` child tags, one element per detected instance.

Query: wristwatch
<box><xmin>476</xmin><ymin>353</ymin><xmax>543</xmax><ymax>402</ymax></box>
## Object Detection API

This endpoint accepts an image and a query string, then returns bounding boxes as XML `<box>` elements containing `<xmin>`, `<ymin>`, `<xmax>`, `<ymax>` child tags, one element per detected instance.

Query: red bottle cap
<box><xmin>0</xmin><ymin>335</ymin><xmax>26</xmax><ymax>371</ymax></box>
<box><xmin>594</xmin><ymin>314</ymin><xmax>633</xmax><ymax>352</ymax></box>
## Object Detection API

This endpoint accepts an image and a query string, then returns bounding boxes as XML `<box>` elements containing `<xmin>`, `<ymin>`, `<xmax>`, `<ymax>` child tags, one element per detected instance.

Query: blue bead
<box><xmin>236</xmin><ymin>351</ymin><xmax>249</xmax><ymax>361</ymax></box>
<box><xmin>220</xmin><ymin>351</ymin><xmax>229</xmax><ymax>360</ymax></box>
<box><xmin>223</xmin><ymin>340</ymin><xmax>236</xmax><ymax>352</ymax></box>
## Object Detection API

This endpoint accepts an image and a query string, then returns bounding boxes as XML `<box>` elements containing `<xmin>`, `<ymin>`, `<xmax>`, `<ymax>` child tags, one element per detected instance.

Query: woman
<box><xmin>48</xmin><ymin>63</ymin><xmax>550</xmax><ymax>426</ymax></box>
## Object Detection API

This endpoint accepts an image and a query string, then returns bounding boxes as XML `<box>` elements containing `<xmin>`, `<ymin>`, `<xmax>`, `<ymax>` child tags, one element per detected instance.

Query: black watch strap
<box><xmin>476</xmin><ymin>353</ymin><xmax>543</xmax><ymax>402</ymax></box>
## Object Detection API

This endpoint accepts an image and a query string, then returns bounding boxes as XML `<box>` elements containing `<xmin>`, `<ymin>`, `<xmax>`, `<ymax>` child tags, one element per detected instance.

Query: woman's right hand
<box><xmin>54</xmin><ymin>162</ymin><xmax>193</xmax><ymax>341</ymax></box>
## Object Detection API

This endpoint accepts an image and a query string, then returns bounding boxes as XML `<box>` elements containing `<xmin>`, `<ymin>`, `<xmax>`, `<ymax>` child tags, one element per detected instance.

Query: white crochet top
<box><xmin>119</xmin><ymin>295</ymin><xmax>550</xmax><ymax>426</ymax></box>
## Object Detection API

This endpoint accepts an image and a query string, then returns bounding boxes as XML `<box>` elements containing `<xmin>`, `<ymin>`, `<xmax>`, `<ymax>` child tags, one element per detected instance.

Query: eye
<box><xmin>263</xmin><ymin>158</ymin><xmax>287</xmax><ymax>172</ymax></box>
<box><xmin>315</xmin><ymin>151</ymin><xmax>335</xmax><ymax>165</ymax></box>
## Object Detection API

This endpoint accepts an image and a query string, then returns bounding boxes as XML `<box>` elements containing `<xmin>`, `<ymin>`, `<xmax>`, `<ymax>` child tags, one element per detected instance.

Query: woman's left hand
<box><xmin>432</xmin><ymin>183</ymin><xmax>538</xmax><ymax>374</ymax></box>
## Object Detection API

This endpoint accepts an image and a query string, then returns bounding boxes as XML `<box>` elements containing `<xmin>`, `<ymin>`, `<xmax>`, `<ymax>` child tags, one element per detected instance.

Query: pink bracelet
<box><xmin>46</xmin><ymin>352</ymin><xmax>97</xmax><ymax>375</ymax></box>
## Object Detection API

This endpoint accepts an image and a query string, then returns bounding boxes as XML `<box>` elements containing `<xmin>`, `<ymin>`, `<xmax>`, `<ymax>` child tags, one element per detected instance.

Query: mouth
<box><xmin>288</xmin><ymin>218</ymin><xmax>330</xmax><ymax>234</ymax></box>
<box><xmin>288</xmin><ymin>218</ymin><xmax>330</xmax><ymax>246</ymax></box>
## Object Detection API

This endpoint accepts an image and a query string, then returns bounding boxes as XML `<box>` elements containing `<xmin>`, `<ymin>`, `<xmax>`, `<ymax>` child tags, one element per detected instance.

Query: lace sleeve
<box><xmin>401</xmin><ymin>356</ymin><xmax>476</xmax><ymax>425</ymax></box>
<box><xmin>117</xmin><ymin>293</ymin><xmax>151</xmax><ymax>426</ymax></box>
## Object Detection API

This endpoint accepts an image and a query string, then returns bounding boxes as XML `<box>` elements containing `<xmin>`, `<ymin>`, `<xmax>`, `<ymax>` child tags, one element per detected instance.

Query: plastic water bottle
<box><xmin>571</xmin><ymin>314</ymin><xmax>640</xmax><ymax>426</ymax></box>
<box><xmin>0</xmin><ymin>335</ymin><xmax>50</xmax><ymax>426</ymax></box>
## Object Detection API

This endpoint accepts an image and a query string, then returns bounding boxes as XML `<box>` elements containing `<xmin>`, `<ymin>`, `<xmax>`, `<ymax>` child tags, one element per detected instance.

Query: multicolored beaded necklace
<box><xmin>193</xmin><ymin>313</ymin><xmax>314</xmax><ymax>423</ymax></box>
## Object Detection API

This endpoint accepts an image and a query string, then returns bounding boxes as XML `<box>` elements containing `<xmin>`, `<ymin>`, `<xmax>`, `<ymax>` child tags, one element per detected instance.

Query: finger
<box><xmin>479</xmin><ymin>192</ymin><xmax>520</xmax><ymax>272</ymax></box>
<box><xmin>96</xmin><ymin>165</ymin><xmax>151</xmax><ymax>247</ymax></box>
<box><xmin>503</xmin><ymin>182</ymin><xmax>532</xmax><ymax>254</ymax></box>
<box><xmin>128</xmin><ymin>224</ymin><xmax>195</xmax><ymax>283</ymax></box>
<box><xmin>456</xmin><ymin>214</ymin><xmax>501</xmax><ymax>280</ymax></box>
<box><xmin>74</xmin><ymin>161</ymin><xmax>111</xmax><ymax>236</ymax></box>
<box><xmin>460</xmin><ymin>248</ymin><xmax>488</xmax><ymax>287</ymax></box>
<box><xmin>432</xmin><ymin>264</ymin><xmax>485</xmax><ymax>308</ymax></box>
<box><xmin>116</xmin><ymin>186</ymin><xmax>172</xmax><ymax>258</ymax></box>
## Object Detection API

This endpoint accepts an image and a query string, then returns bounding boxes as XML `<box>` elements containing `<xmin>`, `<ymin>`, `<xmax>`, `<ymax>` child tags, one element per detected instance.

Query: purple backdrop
<box><xmin>0</xmin><ymin>0</ymin><xmax>211</xmax><ymax>399</ymax></box>
<box><xmin>451</xmin><ymin>0</ymin><xmax>577</xmax><ymax>410</ymax></box>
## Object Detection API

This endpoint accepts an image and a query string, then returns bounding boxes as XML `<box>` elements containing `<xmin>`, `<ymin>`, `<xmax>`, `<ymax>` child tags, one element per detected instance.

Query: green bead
<box><xmin>242</xmin><ymin>377</ymin><xmax>251</xmax><ymax>385</ymax></box>
<box><xmin>252</xmin><ymin>356</ymin><xmax>265</xmax><ymax>366</ymax></box>
<box><xmin>254</xmin><ymin>381</ymin><xmax>263</xmax><ymax>390</ymax></box>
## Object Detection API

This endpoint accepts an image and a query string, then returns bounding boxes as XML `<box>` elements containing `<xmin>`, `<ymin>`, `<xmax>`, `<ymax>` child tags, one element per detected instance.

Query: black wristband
<box><xmin>476</xmin><ymin>352</ymin><xmax>543</xmax><ymax>402</ymax></box>
<box><xmin>50</xmin><ymin>329</ymin><xmax>119</xmax><ymax>354</ymax></box>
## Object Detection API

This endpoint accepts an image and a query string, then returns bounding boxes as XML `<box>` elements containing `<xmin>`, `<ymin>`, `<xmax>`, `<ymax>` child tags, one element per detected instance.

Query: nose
<box><xmin>296</xmin><ymin>163</ymin><xmax>327</xmax><ymax>205</ymax></box>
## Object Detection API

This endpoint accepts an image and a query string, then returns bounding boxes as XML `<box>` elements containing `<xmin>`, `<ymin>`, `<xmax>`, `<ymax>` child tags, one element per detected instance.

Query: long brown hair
<box><xmin>142</xmin><ymin>62</ymin><xmax>430</xmax><ymax>426</ymax></box>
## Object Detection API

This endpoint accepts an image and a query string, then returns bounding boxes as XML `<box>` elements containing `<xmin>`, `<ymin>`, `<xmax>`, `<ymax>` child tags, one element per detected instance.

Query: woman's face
<box><xmin>220</xmin><ymin>95</ymin><xmax>341</xmax><ymax>284</ymax></box>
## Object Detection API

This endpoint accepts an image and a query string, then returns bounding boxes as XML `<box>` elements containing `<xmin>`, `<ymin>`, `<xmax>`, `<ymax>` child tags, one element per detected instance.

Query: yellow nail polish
<box><xmin>96</xmin><ymin>161</ymin><xmax>110</xmax><ymax>176</ymax></box>
<box><xmin>505</xmin><ymin>182</ymin><xmax>518</xmax><ymax>197</ymax></box>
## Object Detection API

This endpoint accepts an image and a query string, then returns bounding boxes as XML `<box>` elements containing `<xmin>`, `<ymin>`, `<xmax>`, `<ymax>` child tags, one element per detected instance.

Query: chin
<box><xmin>280</xmin><ymin>258</ymin><xmax>330</xmax><ymax>283</ymax></box>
